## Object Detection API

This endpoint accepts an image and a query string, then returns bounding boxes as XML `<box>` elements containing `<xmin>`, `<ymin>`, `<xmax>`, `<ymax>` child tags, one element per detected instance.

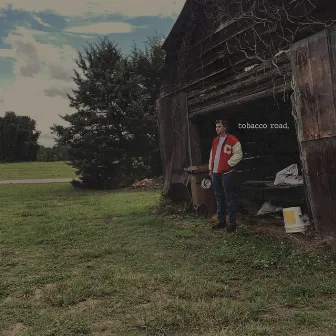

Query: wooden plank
<box><xmin>188</xmin><ymin>121</ymin><xmax>202</xmax><ymax>165</ymax></box>
<box><xmin>290</xmin><ymin>38</ymin><xmax>319</xmax><ymax>141</ymax></box>
<box><xmin>170</xmin><ymin>93</ymin><xmax>188</xmax><ymax>184</ymax></box>
<box><xmin>156</xmin><ymin>92</ymin><xmax>190</xmax><ymax>198</ymax></box>
<box><xmin>291</xmin><ymin>27</ymin><xmax>336</xmax><ymax>234</ymax></box>
<box><xmin>188</xmin><ymin>63</ymin><xmax>292</xmax><ymax>108</ymax></box>
<box><xmin>327</xmin><ymin>25</ymin><xmax>336</xmax><ymax>135</ymax></box>
<box><xmin>309</xmin><ymin>30</ymin><xmax>336</xmax><ymax>137</ymax></box>
<box><xmin>187</xmin><ymin>52</ymin><xmax>290</xmax><ymax>100</ymax></box>
<box><xmin>302</xmin><ymin>137</ymin><xmax>336</xmax><ymax>233</ymax></box>
<box><xmin>162</xmin><ymin>53</ymin><xmax>288</xmax><ymax>100</ymax></box>
<box><xmin>189</xmin><ymin>82</ymin><xmax>291</xmax><ymax>118</ymax></box>
<box><xmin>156</xmin><ymin>97</ymin><xmax>174</xmax><ymax>194</ymax></box>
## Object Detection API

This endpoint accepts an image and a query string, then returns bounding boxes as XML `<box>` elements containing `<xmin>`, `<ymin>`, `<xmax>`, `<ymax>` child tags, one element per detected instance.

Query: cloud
<box><xmin>0</xmin><ymin>27</ymin><xmax>77</xmax><ymax>146</ymax></box>
<box><xmin>0</xmin><ymin>97</ymin><xmax>4</xmax><ymax>103</ymax></box>
<box><xmin>1</xmin><ymin>27</ymin><xmax>77</xmax><ymax>79</ymax></box>
<box><xmin>0</xmin><ymin>76</ymin><xmax>74</xmax><ymax>146</ymax></box>
<box><xmin>0</xmin><ymin>33</ymin><xmax>41</xmax><ymax>77</ymax></box>
<box><xmin>33</xmin><ymin>15</ymin><xmax>51</xmax><ymax>27</ymax></box>
<box><xmin>0</xmin><ymin>0</ymin><xmax>185</xmax><ymax>18</ymax></box>
<box><xmin>65</xmin><ymin>22</ymin><xmax>134</xmax><ymax>34</ymax></box>
<box><xmin>16</xmin><ymin>41</ymin><xmax>40</xmax><ymax>76</ymax></box>
<box><xmin>48</xmin><ymin>64</ymin><xmax>73</xmax><ymax>81</ymax></box>
<box><xmin>0</xmin><ymin>48</ymin><xmax>15</xmax><ymax>58</ymax></box>
<box><xmin>44</xmin><ymin>86</ymin><xmax>71</xmax><ymax>99</ymax></box>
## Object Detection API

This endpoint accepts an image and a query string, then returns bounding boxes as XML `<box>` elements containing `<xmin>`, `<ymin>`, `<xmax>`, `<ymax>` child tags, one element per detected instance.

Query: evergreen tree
<box><xmin>52</xmin><ymin>37</ymin><xmax>164</xmax><ymax>189</ymax></box>
<box><xmin>129</xmin><ymin>35</ymin><xmax>165</xmax><ymax>176</ymax></box>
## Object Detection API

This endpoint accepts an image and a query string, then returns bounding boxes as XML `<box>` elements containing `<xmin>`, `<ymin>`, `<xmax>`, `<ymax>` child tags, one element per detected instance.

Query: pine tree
<box><xmin>129</xmin><ymin>35</ymin><xmax>165</xmax><ymax>176</ymax></box>
<box><xmin>52</xmin><ymin>37</ymin><xmax>164</xmax><ymax>189</ymax></box>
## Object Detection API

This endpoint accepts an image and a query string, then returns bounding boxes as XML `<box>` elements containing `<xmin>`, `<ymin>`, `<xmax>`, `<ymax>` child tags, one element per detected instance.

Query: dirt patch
<box><xmin>135</xmin><ymin>302</ymin><xmax>152</xmax><ymax>309</ymax></box>
<box><xmin>92</xmin><ymin>217</ymin><xmax>120</xmax><ymax>222</ymax></box>
<box><xmin>6</xmin><ymin>323</ymin><xmax>26</xmax><ymax>336</ymax></box>
<box><xmin>287</xmin><ymin>234</ymin><xmax>336</xmax><ymax>253</ymax></box>
<box><xmin>128</xmin><ymin>177</ymin><xmax>163</xmax><ymax>192</ymax></box>
<box><xmin>4</xmin><ymin>295</ymin><xmax>17</xmax><ymax>303</ymax></box>
<box><xmin>70</xmin><ymin>298</ymin><xmax>102</xmax><ymax>312</ymax></box>
<box><xmin>93</xmin><ymin>320</ymin><xmax>125</xmax><ymax>336</ymax></box>
<box><xmin>0</xmin><ymin>178</ymin><xmax>73</xmax><ymax>184</ymax></box>
<box><xmin>169</xmin><ymin>221</ymin><xmax>194</xmax><ymax>230</ymax></box>
<box><xmin>33</xmin><ymin>284</ymin><xmax>56</xmax><ymax>301</ymax></box>
<box><xmin>152</xmin><ymin>252</ymin><xmax>166</xmax><ymax>259</ymax></box>
<box><xmin>240</xmin><ymin>214</ymin><xmax>336</xmax><ymax>254</ymax></box>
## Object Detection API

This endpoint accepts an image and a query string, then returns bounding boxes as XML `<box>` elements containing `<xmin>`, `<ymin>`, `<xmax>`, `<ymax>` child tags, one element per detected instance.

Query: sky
<box><xmin>0</xmin><ymin>0</ymin><xmax>185</xmax><ymax>146</ymax></box>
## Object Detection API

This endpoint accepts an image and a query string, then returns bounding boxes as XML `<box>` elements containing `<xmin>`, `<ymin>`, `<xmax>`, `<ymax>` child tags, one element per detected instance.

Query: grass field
<box><xmin>0</xmin><ymin>161</ymin><xmax>76</xmax><ymax>180</ymax></box>
<box><xmin>0</xmin><ymin>183</ymin><xmax>335</xmax><ymax>336</ymax></box>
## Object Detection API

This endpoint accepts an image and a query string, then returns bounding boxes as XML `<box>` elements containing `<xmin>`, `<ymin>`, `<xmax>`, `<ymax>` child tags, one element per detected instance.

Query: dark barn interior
<box><xmin>191</xmin><ymin>93</ymin><xmax>307</xmax><ymax>212</ymax></box>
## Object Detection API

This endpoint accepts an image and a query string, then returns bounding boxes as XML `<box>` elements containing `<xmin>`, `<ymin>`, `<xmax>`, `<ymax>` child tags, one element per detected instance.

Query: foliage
<box><xmin>0</xmin><ymin>111</ymin><xmax>40</xmax><ymax>163</ymax></box>
<box><xmin>129</xmin><ymin>36</ymin><xmax>166</xmax><ymax>176</ymax></box>
<box><xmin>51</xmin><ymin>36</ymin><xmax>165</xmax><ymax>189</ymax></box>
<box><xmin>150</xmin><ymin>194</ymin><xmax>194</xmax><ymax>218</ymax></box>
<box><xmin>37</xmin><ymin>145</ymin><xmax>69</xmax><ymax>162</ymax></box>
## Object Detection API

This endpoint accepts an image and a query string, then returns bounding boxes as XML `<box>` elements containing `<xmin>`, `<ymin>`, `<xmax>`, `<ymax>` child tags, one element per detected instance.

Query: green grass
<box><xmin>0</xmin><ymin>161</ymin><xmax>76</xmax><ymax>180</ymax></box>
<box><xmin>0</xmin><ymin>184</ymin><xmax>335</xmax><ymax>335</ymax></box>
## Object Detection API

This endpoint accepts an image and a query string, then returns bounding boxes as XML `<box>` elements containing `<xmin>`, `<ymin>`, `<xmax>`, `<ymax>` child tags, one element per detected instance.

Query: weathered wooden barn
<box><xmin>156</xmin><ymin>0</ymin><xmax>336</xmax><ymax>234</ymax></box>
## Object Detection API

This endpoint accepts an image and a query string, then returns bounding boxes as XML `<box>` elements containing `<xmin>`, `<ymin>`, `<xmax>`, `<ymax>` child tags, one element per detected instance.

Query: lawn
<box><xmin>0</xmin><ymin>161</ymin><xmax>76</xmax><ymax>180</ymax></box>
<box><xmin>0</xmin><ymin>183</ymin><xmax>335</xmax><ymax>336</ymax></box>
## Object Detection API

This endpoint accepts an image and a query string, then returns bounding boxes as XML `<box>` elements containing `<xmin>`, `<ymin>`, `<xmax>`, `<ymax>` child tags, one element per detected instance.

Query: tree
<box><xmin>51</xmin><ymin>37</ymin><xmax>165</xmax><ymax>189</ymax></box>
<box><xmin>37</xmin><ymin>145</ymin><xmax>69</xmax><ymax>162</ymax></box>
<box><xmin>129</xmin><ymin>35</ymin><xmax>165</xmax><ymax>177</ymax></box>
<box><xmin>0</xmin><ymin>111</ymin><xmax>40</xmax><ymax>162</ymax></box>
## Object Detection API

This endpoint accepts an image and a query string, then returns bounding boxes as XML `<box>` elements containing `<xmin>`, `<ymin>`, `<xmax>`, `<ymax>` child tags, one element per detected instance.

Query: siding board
<box><xmin>291</xmin><ymin>25</ymin><xmax>336</xmax><ymax>234</ymax></box>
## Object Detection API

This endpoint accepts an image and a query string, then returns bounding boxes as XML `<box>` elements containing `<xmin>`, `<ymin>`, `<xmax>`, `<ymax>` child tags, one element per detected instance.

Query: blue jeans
<box><xmin>211</xmin><ymin>172</ymin><xmax>238</xmax><ymax>226</ymax></box>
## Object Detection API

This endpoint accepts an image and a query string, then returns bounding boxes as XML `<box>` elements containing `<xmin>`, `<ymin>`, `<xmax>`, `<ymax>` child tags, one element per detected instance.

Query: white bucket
<box><xmin>283</xmin><ymin>207</ymin><xmax>306</xmax><ymax>233</ymax></box>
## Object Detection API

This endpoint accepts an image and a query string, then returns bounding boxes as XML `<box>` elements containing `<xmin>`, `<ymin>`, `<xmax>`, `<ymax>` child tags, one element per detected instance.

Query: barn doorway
<box><xmin>191</xmin><ymin>93</ymin><xmax>307</xmax><ymax>211</ymax></box>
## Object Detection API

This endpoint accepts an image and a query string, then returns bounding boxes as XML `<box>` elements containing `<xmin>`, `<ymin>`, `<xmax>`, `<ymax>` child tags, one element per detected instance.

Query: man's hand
<box><xmin>209</xmin><ymin>170</ymin><xmax>212</xmax><ymax>177</ymax></box>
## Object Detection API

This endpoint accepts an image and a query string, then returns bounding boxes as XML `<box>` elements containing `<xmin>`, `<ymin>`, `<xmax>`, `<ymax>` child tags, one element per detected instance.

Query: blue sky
<box><xmin>0</xmin><ymin>1</ymin><xmax>184</xmax><ymax>145</ymax></box>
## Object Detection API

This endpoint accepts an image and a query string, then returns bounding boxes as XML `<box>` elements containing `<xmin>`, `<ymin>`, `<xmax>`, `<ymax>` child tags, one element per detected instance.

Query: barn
<box><xmin>156</xmin><ymin>0</ymin><xmax>336</xmax><ymax>234</ymax></box>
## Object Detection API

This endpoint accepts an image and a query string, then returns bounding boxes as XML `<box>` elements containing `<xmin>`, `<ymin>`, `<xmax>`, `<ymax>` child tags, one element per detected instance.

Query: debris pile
<box><xmin>132</xmin><ymin>178</ymin><xmax>154</xmax><ymax>187</ymax></box>
<box><xmin>274</xmin><ymin>164</ymin><xmax>303</xmax><ymax>185</ymax></box>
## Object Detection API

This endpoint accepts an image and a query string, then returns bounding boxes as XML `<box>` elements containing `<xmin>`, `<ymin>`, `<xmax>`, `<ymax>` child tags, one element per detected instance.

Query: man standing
<box><xmin>209</xmin><ymin>120</ymin><xmax>243</xmax><ymax>232</ymax></box>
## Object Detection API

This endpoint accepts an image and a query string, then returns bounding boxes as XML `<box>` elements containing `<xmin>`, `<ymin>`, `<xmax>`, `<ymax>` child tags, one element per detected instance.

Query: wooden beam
<box><xmin>188</xmin><ymin>56</ymin><xmax>290</xmax><ymax>100</ymax></box>
<box><xmin>188</xmin><ymin>63</ymin><xmax>292</xmax><ymax>107</ymax></box>
<box><xmin>189</xmin><ymin>82</ymin><xmax>291</xmax><ymax>118</ymax></box>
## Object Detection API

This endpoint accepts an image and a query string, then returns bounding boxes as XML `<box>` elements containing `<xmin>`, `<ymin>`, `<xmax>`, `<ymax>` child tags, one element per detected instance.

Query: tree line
<box><xmin>0</xmin><ymin>111</ymin><xmax>40</xmax><ymax>162</ymax></box>
<box><xmin>0</xmin><ymin>111</ymin><xmax>67</xmax><ymax>163</ymax></box>
<box><xmin>1</xmin><ymin>35</ymin><xmax>165</xmax><ymax>189</ymax></box>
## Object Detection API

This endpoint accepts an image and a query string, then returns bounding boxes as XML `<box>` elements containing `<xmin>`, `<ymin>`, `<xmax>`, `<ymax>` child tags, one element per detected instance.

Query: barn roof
<box><xmin>161</xmin><ymin>0</ymin><xmax>193</xmax><ymax>52</ymax></box>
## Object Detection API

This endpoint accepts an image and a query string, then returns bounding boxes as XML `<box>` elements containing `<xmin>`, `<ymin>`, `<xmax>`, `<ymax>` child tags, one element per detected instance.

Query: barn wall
<box><xmin>161</xmin><ymin>0</ymin><xmax>335</xmax><ymax>116</ymax></box>
<box><xmin>156</xmin><ymin>92</ymin><xmax>192</xmax><ymax>198</ymax></box>
<box><xmin>290</xmin><ymin>25</ymin><xmax>336</xmax><ymax>234</ymax></box>
<box><xmin>158</xmin><ymin>1</ymin><xmax>336</xmax><ymax>231</ymax></box>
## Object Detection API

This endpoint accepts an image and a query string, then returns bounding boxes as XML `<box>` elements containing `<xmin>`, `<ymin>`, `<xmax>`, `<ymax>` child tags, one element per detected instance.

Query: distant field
<box><xmin>0</xmin><ymin>161</ymin><xmax>76</xmax><ymax>180</ymax></box>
